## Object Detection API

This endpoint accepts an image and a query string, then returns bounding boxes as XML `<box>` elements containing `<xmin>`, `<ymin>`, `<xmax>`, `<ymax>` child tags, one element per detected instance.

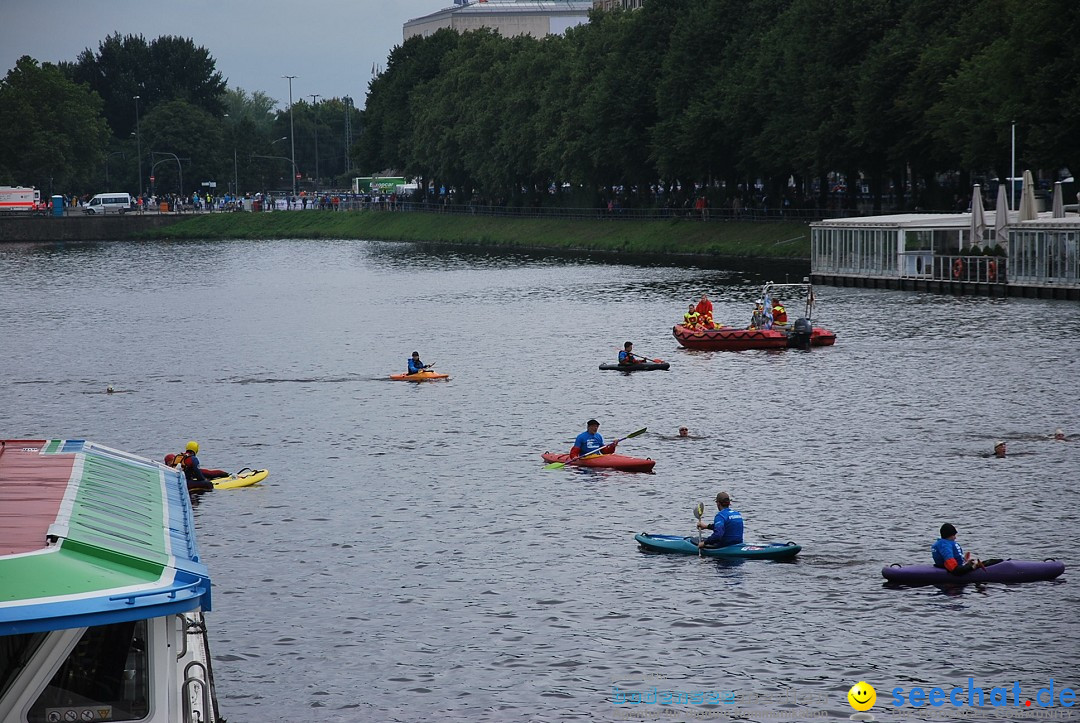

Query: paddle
<box><xmin>694</xmin><ymin>502</ymin><xmax>705</xmax><ymax>557</ymax></box>
<box><xmin>628</xmin><ymin>351</ymin><xmax>665</xmax><ymax>364</ymax></box>
<box><xmin>544</xmin><ymin>427</ymin><xmax>648</xmax><ymax>469</ymax></box>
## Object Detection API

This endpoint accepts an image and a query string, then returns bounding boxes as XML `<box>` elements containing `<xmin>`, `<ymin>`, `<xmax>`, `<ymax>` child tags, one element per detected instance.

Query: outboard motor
<box><xmin>789</xmin><ymin>317</ymin><xmax>813</xmax><ymax>349</ymax></box>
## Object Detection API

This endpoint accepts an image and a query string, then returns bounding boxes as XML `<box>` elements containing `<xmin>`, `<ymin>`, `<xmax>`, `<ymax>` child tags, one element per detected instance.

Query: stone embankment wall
<box><xmin>0</xmin><ymin>214</ymin><xmax>189</xmax><ymax>242</ymax></box>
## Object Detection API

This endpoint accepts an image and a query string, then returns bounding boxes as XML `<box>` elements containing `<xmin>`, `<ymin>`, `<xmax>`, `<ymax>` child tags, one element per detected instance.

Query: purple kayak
<box><xmin>882</xmin><ymin>559</ymin><xmax>1065</xmax><ymax>585</ymax></box>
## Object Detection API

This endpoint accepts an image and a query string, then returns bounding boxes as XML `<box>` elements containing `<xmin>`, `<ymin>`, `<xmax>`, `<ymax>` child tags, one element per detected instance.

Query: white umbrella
<box><xmin>995</xmin><ymin>183</ymin><xmax>1010</xmax><ymax>249</ymax></box>
<box><xmin>969</xmin><ymin>184</ymin><xmax>986</xmax><ymax>249</ymax></box>
<box><xmin>1052</xmin><ymin>181</ymin><xmax>1064</xmax><ymax>218</ymax></box>
<box><xmin>1018</xmin><ymin>169</ymin><xmax>1038</xmax><ymax>221</ymax></box>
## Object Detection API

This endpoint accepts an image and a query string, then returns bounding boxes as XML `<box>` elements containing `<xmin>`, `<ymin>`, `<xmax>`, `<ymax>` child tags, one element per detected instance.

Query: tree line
<box><xmin>0</xmin><ymin>33</ymin><xmax>360</xmax><ymax>198</ymax></box>
<box><xmin>356</xmin><ymin>0</ymin><xmax>1079</xmax><ymax>211</ymax></box>
<box><xmin>2</xmin><ymin>2</ymin><xmax>1077</xmax><ymax>209</ymax></box>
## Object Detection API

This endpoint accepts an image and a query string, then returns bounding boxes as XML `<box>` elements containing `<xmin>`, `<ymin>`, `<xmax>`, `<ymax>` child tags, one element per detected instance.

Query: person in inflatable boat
<box><xmin>932</xmin><ymin>523</ymin><xmax>1001</xmax><ymax>575</ymax></box>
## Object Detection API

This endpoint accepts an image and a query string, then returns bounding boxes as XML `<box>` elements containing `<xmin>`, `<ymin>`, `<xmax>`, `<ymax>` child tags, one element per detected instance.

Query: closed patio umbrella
<box><xmin>1052</xmin><ymin>181</ymin><xmax>1065</xmax><ymax>218</ymax></box>
<box><xmin>1018</xmin><ymin>169</ymin><xmax>1038</xmax><ymax>221</ymax></box>
<box><xmin>995</xmin><ymin>183</ymin><xmax>1010</xmax><ymax>250</ymax></box>
<box><xmin>969</xmin><ymin>184</ymin><xmax>986</xmax><ymax>249</ymax></box>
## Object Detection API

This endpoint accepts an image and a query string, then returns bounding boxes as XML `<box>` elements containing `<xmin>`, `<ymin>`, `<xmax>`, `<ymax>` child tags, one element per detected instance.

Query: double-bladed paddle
<box><xmin>626</xmin><ymin>350</ymin><xmax>665</xmax><ymax>364</ymax></box>
<box><xmin>544</xmin><ymin>427</ymin><xmax>648</xmax><ymax>469</ymax></box>
<box><xmin>694</xmin><ymin>502</ymin><xmax>705</xmax><ymax>557</ymax></box>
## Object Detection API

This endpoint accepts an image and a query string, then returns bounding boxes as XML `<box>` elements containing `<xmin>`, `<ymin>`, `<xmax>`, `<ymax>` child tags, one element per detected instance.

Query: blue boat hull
<box><xmin>635</xmin><ymin>533</ymin><xmax>801</xmax><ymax>559</ymax></box>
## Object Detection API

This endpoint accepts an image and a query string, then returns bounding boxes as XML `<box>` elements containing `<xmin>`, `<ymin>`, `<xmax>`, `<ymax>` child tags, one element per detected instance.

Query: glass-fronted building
<box><xmin>810</xmin><ymin>212</ymin><xmax>1079</xmax><ymax>298</ymax></box>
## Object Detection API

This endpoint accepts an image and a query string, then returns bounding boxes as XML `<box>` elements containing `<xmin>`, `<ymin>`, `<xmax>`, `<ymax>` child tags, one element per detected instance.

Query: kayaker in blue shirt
<box><xmin>618</xmin><ymin>341</ymin><xmax>637</xmax><ymax>366</ymax></box>
<box><xmin>569</xmin><ymin>419</ymin><xmax>617</xmax><ymax>458</ymax></box>
<box><xmin>697</xmin><ymin>491</ymin><xmax>744</xmax><ymax>548</ymax></box>
<box><xmin>932</xmin><ymin>523</ymin><xmax>1001</xmax><ymax>574</ymax></box>
<box><xmin>407</xmin><ymin>351</ymin><xmax>429</xmax><ymax>375</ymax></box>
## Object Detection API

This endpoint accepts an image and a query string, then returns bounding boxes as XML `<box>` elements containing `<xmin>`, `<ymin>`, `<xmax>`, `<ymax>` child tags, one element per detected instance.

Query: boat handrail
<box><xmin>109</xmin><ymin>579</ymin><xmax>207</xmax><ymax>605</ymax></box>
<box><xmin>176</xmin><ymin>613</ymin><xmax>189</xmax><ymax>660</ymax></box>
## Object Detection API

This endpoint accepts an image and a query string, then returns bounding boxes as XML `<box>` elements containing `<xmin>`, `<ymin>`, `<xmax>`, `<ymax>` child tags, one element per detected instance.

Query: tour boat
<box><xmin>673</xmin><ymin>282</ymin><xmax>836</xmax><ymax>351</ymax></box>
<box><xmin>0</xmin><ymin>439</ymin><xmax>222</xmax><ymax>723</ymax></box>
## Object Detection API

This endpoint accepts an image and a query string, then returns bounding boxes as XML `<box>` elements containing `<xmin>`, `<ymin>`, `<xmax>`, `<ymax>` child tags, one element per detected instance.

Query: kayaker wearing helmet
<box><xmin>179</xmin><ymin>441</ymin><xmax>210</xmax><ymax>490</ymax></box>
<box><xmin>994</xmin><ymin>440</ymin><xmax>1006</xmax><ymax>458</ymax></box>
<box><xmin>696</xmin><ymin>492</ymin><xmax>744</xmax><ymax>548</ymax></box>
<box><xmin>569</xmin><ymin>419</ymin><xmax>617</xmax><ymax>458</ymax></box>
<box><xmin>407</xmin><ymin>351</ymin><xmax>430</xmax><ymax>375</ymax></box>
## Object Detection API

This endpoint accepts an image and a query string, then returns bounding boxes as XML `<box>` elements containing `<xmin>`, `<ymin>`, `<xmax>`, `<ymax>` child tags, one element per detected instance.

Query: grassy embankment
<box><xmin>136</xmin><ymin>210</ymin><xmax>813</xmax><ymax>259</ymax></box>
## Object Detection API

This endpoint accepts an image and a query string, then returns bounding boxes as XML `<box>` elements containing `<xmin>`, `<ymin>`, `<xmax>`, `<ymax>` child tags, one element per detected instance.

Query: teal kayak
<box><xmin>635</xmin><ymin>533</ymin><xmax>801</xmax><ymax>559</ymax></box>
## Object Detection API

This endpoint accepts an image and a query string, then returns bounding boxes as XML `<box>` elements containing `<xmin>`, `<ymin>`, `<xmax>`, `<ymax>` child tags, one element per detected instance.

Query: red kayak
<box><xmin>541</xmin><ymin>452</ymin><xmax>655</xmax><ymax>473</ymax></box>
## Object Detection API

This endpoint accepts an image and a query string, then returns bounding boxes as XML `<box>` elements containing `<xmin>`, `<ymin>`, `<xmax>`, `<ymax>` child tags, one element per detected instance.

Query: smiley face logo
<box><xmin>848</xmin><ymin>681</ymin><xmax>876</xmax><ymax>711</ymax></box>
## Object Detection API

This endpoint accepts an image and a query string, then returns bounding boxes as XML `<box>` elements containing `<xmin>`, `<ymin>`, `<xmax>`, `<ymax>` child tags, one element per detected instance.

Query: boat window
<box><xmin>0</xmin><ymin>632</ymin><xmax>47</xmax><ymax>700</ymax></box>
<box><xmin>27</xmin><ymin>619</ymin><xmax>149</xmax><ymax>722</ymax></box>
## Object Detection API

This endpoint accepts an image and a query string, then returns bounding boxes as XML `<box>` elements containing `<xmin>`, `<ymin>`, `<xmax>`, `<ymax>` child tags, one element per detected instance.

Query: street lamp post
<box><xmin>134</xmin><ymin>95</ymin><xmax>142</xmax><ymax>198</ymax></box>
<box><xmin>309</xmin><ymin>94</ymin><xmax>320</xmax><ymax>192</ymax></box>
<box><xmin>1010</xmin><ymin>121</ymin><xmax>1017</xmax><ymax>211</ymax></box>
<box><xmin>282</xmin><ymin>75</ymin><xmax>298</xmax><ymax>201</ymax></box>
<box><xmin>151</xmin><ymin>151</ymin><xmax>185</xmax><ymax>198</ymax></box>
<box><xmin>251</xmin><ymin>153</ymin><xmax>299</xmax><ymax>191</ymax></box>
<box><xmin>105</xmin><ymin>151</ymin><xmax>125</xmax><ymax>186</ymax></box>
<box><xmin>225</xmin><ymin>113</ymin><xmax>239</xmax><ymax>197</ymax></box>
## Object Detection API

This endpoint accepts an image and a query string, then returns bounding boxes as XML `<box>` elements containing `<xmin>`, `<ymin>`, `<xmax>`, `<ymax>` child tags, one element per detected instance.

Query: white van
<box><xmin>84</xmin><ymin>192</ymin><xmax>133</xmax><ymax>214</ymax></box>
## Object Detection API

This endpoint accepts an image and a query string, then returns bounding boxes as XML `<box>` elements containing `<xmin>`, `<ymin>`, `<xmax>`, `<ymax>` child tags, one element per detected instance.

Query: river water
<box><xmin>1</xmin><ymin>238</ymin><xmax>1077</xmax><ymax>722</ymax></box>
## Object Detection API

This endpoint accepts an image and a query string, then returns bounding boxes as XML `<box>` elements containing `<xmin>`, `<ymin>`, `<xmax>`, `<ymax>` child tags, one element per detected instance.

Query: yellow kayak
<box><xmin>389</xmin><ymin>370</ymin><xmax>450</xmax><ymax>381</ymax></box>
<box><xmin>210</xmin><ymin>468</ymin><xmax>269</xmax><ymax>490</ymax></box>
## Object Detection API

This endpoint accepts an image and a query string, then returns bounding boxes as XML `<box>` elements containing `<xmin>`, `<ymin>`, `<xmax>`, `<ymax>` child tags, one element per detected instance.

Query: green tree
<box><xmin>0</xmin><ymin>56</ymin><xmax>110</xmax><ymax>192</ymax></box>
<box><xmin>140</xmin><ymin>99</ymin><xmax>224</xmax><ymax>196</ymax></box>
<box><xmin>356</xmin><ymin>29</ymin><xmax>462</xmax><ymax>176</ymax></box>
<box><xmin>64</xmin><ymin>33</ymin><xmax>225</xmax><ymax>140</ymax></box>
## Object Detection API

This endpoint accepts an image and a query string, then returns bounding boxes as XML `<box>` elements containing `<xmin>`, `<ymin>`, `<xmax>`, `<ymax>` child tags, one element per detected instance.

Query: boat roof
<box><xmin>0</xmin><ymin>439</ymin><xmax>211</xmax><ymax>636</ymax></box>
<box><xmin>810</xmin><ymin>210</ymin><xmax>1071</xmax><ymax>230</ymax></box>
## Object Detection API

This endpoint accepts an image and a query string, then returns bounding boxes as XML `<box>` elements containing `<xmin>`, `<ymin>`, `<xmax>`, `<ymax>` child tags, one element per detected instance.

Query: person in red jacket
<box><xmin>771</xmin><ymin>298</ymin><xmax>788</xmax><ymax>324</ymax></box>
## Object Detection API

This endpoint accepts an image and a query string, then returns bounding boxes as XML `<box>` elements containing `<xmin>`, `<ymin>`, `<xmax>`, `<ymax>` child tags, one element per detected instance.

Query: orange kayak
<box><xmin>389</xmin><ymin>370</ymin><xmax>450</xmax><ymax>382</ymax></box>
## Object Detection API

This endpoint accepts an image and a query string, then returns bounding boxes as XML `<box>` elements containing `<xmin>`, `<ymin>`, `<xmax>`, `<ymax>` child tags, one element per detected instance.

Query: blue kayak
<box><xmin>635</xmin><ymin>533</ymin><xmax>801</xmax><ymax>559</ymax></box>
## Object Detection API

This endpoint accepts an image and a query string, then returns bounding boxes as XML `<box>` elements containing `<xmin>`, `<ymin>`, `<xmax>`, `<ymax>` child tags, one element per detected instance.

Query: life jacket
<box><xmin>683</xmin><ymin>311</ymin><xmax>700</xmax><ymax>327</ymax></box>
<box><xmin>772</xmin><ymin>304</ymin><xmax>787</xmax><ymax>323</ymax></box>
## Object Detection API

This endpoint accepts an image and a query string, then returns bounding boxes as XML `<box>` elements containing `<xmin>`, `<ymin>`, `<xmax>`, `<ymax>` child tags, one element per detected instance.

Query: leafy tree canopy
<box><xmin>64</xmin><ymin>33</ymin><xmax>226</xmax><ymax>139</ymax></box>
<box><xmin>0</xmin><ymin>56</ymin><xmax>110</xmax><ymax>191</ymax></box>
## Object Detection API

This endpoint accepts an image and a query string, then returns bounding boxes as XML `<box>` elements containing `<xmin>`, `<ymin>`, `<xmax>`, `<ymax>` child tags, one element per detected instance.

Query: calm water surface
<box><xmin>1</xmin><ymin>239</ymin><xmax>1077</xmax><ymax>722</ymax></box>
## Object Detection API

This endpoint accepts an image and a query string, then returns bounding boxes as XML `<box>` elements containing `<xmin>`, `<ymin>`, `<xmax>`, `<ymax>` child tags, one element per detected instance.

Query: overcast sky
<box><xmin>0</xmin><ymin>0</ymin><xmax>452</xmax><ymax>109</ymax></box>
